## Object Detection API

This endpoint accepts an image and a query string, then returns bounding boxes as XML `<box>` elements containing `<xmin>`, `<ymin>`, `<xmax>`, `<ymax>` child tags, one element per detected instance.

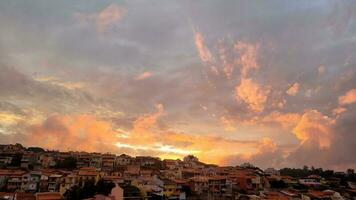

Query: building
<box><xmin>59</xmin><ymin>173</ymin><xmax>77</xmax><ymax>195</ymax></box>
<box><xmin>264</xmin><ymin>168</ymin><xmax>280</xmax><ymax>176</ymax></box>
<box><xmin>299</xmin><ymin>175</ymin><xmax>321</xmax><ymax>187</ymax></box>
<box><xmin>115</xmin><ymin>154</ymin><xmax>132</xmax><ymax>167</ymax></box>
<box><xmin>0</xmin><ymin>170</ymin><xmax>26</xmax><ymax>191</ymax></box>
<box><xmin>77</xmin><ymin>167</ymin><xmax>99</xmax><ymax>187</ymax></box>
<box><xmin>48</xmin><ymin>174</ymin><xmax>62</xmax><ymax>192</ymax></box>
<box><xmin>102</xmin><ymin>154</ymin><xmax>116</xmax><ymax>172</ymax></box>
<box><xmin>89</xmin><ymin>154</ymin><xmax>102</xmax><ymax>169</ymax></box>
<box><xmin>35</xmin><ymin>192</ymin><xmax>63</xmax><ymax>200</ymax></box>
<box><xmin>21</xmin><ymin>171</ymin><xmax>41</xmax><ymax>192</ymax></box>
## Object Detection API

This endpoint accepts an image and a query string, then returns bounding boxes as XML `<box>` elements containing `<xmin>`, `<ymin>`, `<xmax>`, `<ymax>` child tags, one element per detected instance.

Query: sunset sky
<box><xmin>0</xmin><ymin>0</ymin><xmax>355</xmax><ymax>170</ymax></box>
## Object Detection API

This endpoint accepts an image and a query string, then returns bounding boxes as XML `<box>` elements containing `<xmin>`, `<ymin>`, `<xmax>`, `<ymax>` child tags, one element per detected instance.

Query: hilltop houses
<box><xmin>0</xmin><ymin>144</ymin><xmax>355</xmax><ymax>199</ymax></box>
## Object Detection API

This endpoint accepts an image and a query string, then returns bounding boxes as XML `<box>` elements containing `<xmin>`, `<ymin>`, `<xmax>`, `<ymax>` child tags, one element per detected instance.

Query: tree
<box><xmin>9</xmin><ymin>153</ymin><xmax>22</xmax><ymax>167</ymax></box>
<box><xmin>63</xmin><ymin>179</ymin><xmax>116</xmax><ymax>200</ymax></box>
<box><xmin>27</xmin><ymin>147</ymin><xmax>45</xmax><ymax>153</ymax></box>
<box><xmin>269</xmin><ymin>180</ymin><xmax>286</xmax><ymax>188</ymax></box>
<box><xmin>54</xmin><ymin>157</ymin><xmax>77</xmax><ymax>169</ymax></box>
<box><xmin>96</xmin><ymin>179</ymin><xmax>115</xmax><ymax>196</ymax></box>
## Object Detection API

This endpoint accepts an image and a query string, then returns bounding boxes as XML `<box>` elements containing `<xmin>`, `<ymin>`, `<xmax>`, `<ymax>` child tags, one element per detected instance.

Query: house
<box><xmin>35</xmin><ymin>192</ymin><xmax>63</xmax><ymax>200</ymax></box>
<box><xmin>77</xmin><ymin>167</ymin><xmax>99</xmax><ymax>186</ymax></box>
<box><xmin>301</xmin><ymin>190</ymin><xmax>343</xmax><ymax>200</ymax></box>
<box><xmin>21</xmin><ymin>171</ymin><xmax>41</xmax><ymax>192</ymax></box>
<box><xmin>0</xmin><ymin>144</ymin><xmax>25</xmax><ymax>153</ymax></box>
<box><xmin>299</xmin><ymin>175</ymin><xmax>321</xmax><ymax>187</ymax></box>
<box><xmin>183</xmin><ymin>155</ymin><xmax>198</xmax><ymax>163</ymax></box>
<box><xmin>280</xmin><ymin>189</ymin><xmax>300</xmax><ymax>199</ymax></box>
<box><xmin>207</xmin><ymin>176</ymin><xmax>227</xmax><ymax>199</ymax></box>
<box><xmin>132</xmin><ymin>177</ymin><xmax>163</xmax><ymax>197</ymax></box>
<box><xmin>76</xmin><ymin>153</ymin><xmax>91</xmax><ymax>168</ymax></box>
<box><xmin>0</xmin><ymin>170</ymin><xmax>26</xmax><ymax>191</ymax></box>
<box><xmin>181</xmin><ymin>169</ymin><xmax>200</xmax><ymax>179</ymax></box>
<box><xmin>229</xmin><ymin>170</ymin><xmax>262</xmax><ymax>193</ymax></box>
<box><xmin>124</xmin><ymin>165</ymin><xmax>140</xmax><ymax>179</ymax></box>
<box><xmin>0</xmin><ymin>156</ymin><xmax>12</xmax><ymax>167</ymax></box>
<box><xmin>139</xmin><ymin>170</ymin><xmax>152</xmax><ymax>178</ymax></box>
<box><xmin>162</xmin><ymin>178</ymin><xmax>178</xmax><ymax>198</ymax></box>
<box><xmin>163</xmin><ymin>159</ymin><xmax>180</xmax><ymax>170</ymax></box>
<box><xmin>38</xmin><ymin>155</ymin><xmax>56</xmax><ymax>168</ymax></box>
<box><xmin>102</xmin><ymin>154</ymin><xmax>116</xmax><ymax>172</ymax></box>
<box><xmin>21</xmin><ymin>153</ymin><xmax>39</xmax><ymax>169</ymax></box>
<box><xmin>264</xmin><ymin>168</ymin><xmax>280</xmax><ymax>176</ymax></box>
<box><xmin>163</xmin><ymin>169</ymin><xmax>182</xmax><ymax>179</ymax></box>
<box><xmin>188</xmin><ymin>176</ymin><xmax>209</xmax><ymax>195</ymax></box>
<box><xmin>48</xmin><ymin>174</ymin><xmax>62</xmax><ymax>192</ymax></box>
<box><xmin>134</xmin><ymin>156</ymin><xmax>161</xmax><ymax>168</ymax></box>
<box><xmin>260</xmin><ymin>191</ymin><xmax>289</xmax><ymax>200</ymax></box>
<box><xmin>115</xmin><ymin>154</ymin><xmax>132</xmax><ymax>167</ymax></box>
<box><xmin>38</xmin><ymin>173</ymin><xmax>49</xmax><ymax>192</ymax></box>
<box><xmin>89</xmin><ymin>154</ymin><xmax>102</xmax><ymax>169</ymax></box>
<box><xmin>0</xmin><ymin>192</ymin><xmax>36</xmax><ymax>200</ymax></box>
<box><xmin>281</xmin><ymin>176</ymin><xmax>298</xmax><ymax>185</ymax></box>
<box><xmin>59</xmin><ymin>173</ymin><xmax>77</xmax><ymax>194</ymax></box>
<box><xmin>102</xmin><ymin>176</ymin><xmax>124</xmax><ymax>184</ymax></box>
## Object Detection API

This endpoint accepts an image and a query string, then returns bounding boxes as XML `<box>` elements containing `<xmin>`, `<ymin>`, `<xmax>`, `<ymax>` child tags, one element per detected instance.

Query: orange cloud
<box><xmin>286</xmin><ymin>83</ymin><xmax>300</xmax><ymax>96</ymax></box>
<box><xmin>218</xmin><ymin>44</ymin><xmax>233</xmax><ymax>79</ymax></box>
<box><xmin>27</xmin><ymin>114</ymin><xmax>119</xmax><ymax>152</ymax></box>
<box><xmin>219</xmin><ymin>137</ymin><xmax>285</xmax><ymax>168</ymax></box>
<box><xmin>159</xmin><ymin>131</ymin><xmax>259</xmax><ymax>164</ymax></box>
<box><xmin>332</xmin><ymin>107</ymin><xmax>346</xmax><ymax>115</ymax></box>
<box><xmin>262</xmin><ymin>111</ymin><xmax>301</xmax><ymax>129</ymax></box>
<box><xmin>293</xmin><ymin>110</ymin><xmax>334</xmax><ymax>148</ymax></box>
<box><xmin>115</xmin><ymin>104</ymin><xmax>263</xmax><ymax>164</ymax></box>
<box><xmin>220</xmin><ymin>116</ymin><xmax>236</xmax><ymax>132</ymax></box>
<box><xmin>235</xmin><ymin>78</ymin><xmax>270</xmax><ymax>112</ymax></box>
<box><xmin>338</xmin><ymin>88</ymin><xmax>356</xmax><ymax>105</ymax></box>
<box><xmin>96</xmin><ymin>4</ymin><xmax>126</xmax><ymax>33</ymax></box>
<box><xmin>318</xmin><ymin>65</ymin><xmax>326</xmax><ymax>75</ymax></box>
<box><xmin>132</xmin><ymin>104</ymin><xmax>163</xmax><ymax>134</ymax></box>
<box><xmin>257</xmin><ymin>137</ymin><xmax>278</xmax><ymax>153</ymax></box>
<box><xmin>134</xmin><ymin>71</ymin><xmax>152</xmax><ymax>80</ymax></box>
<box><xmin>194</xmin><ymin>31</ymin><xmax>214</xmax><ymax>63</ymax></box>
<box><xmin>34</xmin><ymin>76</ymin><xmax>86</xmax><ymax>90</ymax></box>
<box><xmin>234</xmin><ymin>41</ymin><xmax>259</xmax><ymax>78</ymax></box>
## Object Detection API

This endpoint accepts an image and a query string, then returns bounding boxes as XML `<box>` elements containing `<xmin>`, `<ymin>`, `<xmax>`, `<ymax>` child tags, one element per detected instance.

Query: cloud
<box><xmin>134</xmin><ymin>71</ymin><xmax>152</xmax><ymax>81</ymax></box>
<box><xmin>96</xmin><ymin>4</ymin><xmax>126</xmax><ymax>33</ymax></box>
<box><xmin>293</xmin><ymin>110</ymin><xmax>334</xmax><ymax>148</ymax></box>
<box><xmin>332</xmin><ymin>107</ymin><xmax>346</xmax><ymax>115</ymax></box>
<box><xmin>338</xmin><ymin>88</ymin><xmax>356</xmax><ymax>105</ymax></box>
<box><xmin>26</xmin><ymin>114</ymin><xmax>119</xmax><ymax>153</ymax></box>
<box><xmin>235</xmin><ymin>78</ymin><xmax>270</xmax><ymax>112</ymax></box>
<box><xmin>115</xmin><ymin>104</ymin><xmax>260</xmax><ymax>164</ymax></box>
<box><xmin>262</xmin><ymin>111</ymin><xmax>301</xmax><ymax>129</ymax></box>
<box><xmin>286</xmin><ymin>83</ymin><xmax>300</xmax><ymax>96</ymax></box>
<box><xmin>220</xmin><ymin>116</ymin><xmax>236</xmax><ymax>132</ymax></box>
<box><xmin>194</xmin><ymin>31</ymin><xmax>214</xmax><ymax>63</ymax></box>
<box><xmin>234</xmin><ymin>41</ymin><xmax>259</xmax><ymax>78</ymax></box>
<box><xmin>34</xmin><ymin>76</ymin><xmax>86</xmax><ymax>90</ymax></box>
<box><xmin>318</xmin><ymin>65</ymin><xmax>326</xmax><ymax>75</ymax></box>
<box><xmin>133</xmin><ymin>104</ymin><xmax>163</xmax><ymax>132</ymax></box>
<box><xmin>220</xmin><ymin>137</ymin><xmax>286</xmax><ymax>169</ymax></box>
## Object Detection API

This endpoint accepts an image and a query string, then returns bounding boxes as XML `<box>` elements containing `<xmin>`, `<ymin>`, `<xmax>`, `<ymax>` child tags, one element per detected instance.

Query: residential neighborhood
<box><xmin>0</xmin><ymin>144</ymin><xmax>355</xmax><ymax>200</ymax></box>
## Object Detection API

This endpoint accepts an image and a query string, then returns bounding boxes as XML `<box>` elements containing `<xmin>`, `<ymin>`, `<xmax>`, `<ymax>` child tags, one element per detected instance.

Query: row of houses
<box><xmin>0</xmin><ymin>144</ymin><xmax>355</xmax><ymax>199</ymax></box>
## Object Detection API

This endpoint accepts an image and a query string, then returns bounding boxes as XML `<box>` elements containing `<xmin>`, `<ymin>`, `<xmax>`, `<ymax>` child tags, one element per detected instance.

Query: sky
<box><xmin>0</xmin><ymin>0</ymin><xmax>356</xmax><ymax>170</ymax></box>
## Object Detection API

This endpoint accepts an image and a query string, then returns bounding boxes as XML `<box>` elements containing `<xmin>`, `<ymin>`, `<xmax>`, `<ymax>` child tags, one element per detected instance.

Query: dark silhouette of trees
<box><xmin>54</xmin><ymin>157</ymin><xmax>77</xmax><ymax>169</ymax></box>
<box><xmin>64</xmin><ymin>179</ymin><xmax>115</xmax><ymax>200</ymax></box>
